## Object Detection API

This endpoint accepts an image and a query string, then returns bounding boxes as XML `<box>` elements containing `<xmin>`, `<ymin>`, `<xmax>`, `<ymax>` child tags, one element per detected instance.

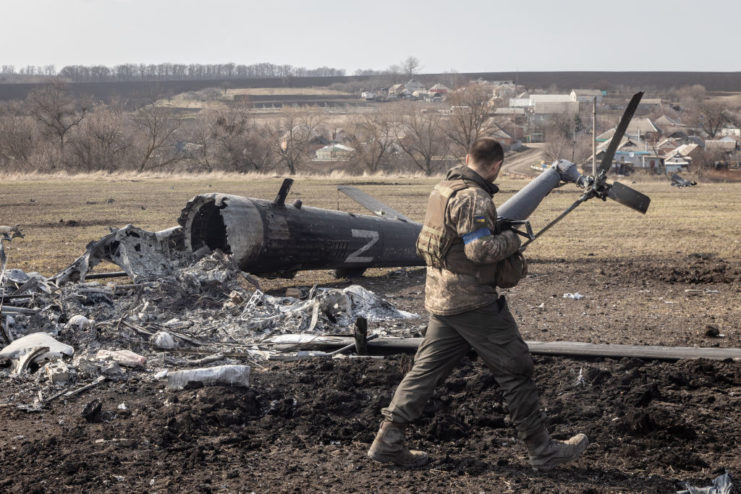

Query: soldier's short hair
<box><xmin>468</xmin><ymin>138</ymin><xmax>503</xmax><ymax>167</ymax></box>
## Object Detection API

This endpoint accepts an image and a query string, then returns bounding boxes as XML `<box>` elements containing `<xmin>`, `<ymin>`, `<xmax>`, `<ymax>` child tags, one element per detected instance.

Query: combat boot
<box><xmin>367</xmin><ymin>421</ymin><xmax>429</xmax><ymax>467</ymax></box>
<box><xmin>526</xmin><ymin>428</ymin><xmax>588</xmax><ymax>471</ymax></box>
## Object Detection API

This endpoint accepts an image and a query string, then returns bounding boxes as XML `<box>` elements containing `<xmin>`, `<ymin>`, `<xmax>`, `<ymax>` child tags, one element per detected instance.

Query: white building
<box><xmin>508</xmin><ymin>93</ymin><xmax>578</xmax><ymax>114</ymax></box>
<box><xmin>664</xmin><ymin>153</ymin><xmax>691</xmax><ymax>173</ymax></box>
<box><xmin>315</xmin><ymin>144</ymin><xmax>355</xmax><ymax>161</ymax></box>
<box><xmin>720</xmin><ymin>125</ymin><xmax>741</xmax><ymax>138</ymax></box>
<box><xmin>570</xmin><ymin>89</ymin><xmax>604</xmax><ymax>103</ymax></box>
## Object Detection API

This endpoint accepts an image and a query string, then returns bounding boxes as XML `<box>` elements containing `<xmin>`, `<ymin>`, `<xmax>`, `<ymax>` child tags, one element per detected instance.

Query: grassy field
<box><xmin>1</xmin><ymin>173</ymin><xmax>739</xmax><ymax>278</ymax></box>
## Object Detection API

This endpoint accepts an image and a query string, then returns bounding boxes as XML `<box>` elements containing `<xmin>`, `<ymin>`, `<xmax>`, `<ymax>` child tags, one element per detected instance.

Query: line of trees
<box><xmin>0</xmin><ymin>63</ymin><xmax>346</xmax><ymax>83</ymax></box>
<box><xmin>1</xmin><ymin>56</ymin><xmax>426</xmax><ymax>84</ymax></box>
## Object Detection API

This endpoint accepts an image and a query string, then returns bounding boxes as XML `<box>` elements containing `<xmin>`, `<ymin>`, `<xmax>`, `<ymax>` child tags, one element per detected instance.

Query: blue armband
<box><xmin>462</xmin><ymin>227</ymin><xmax>491</xmax><ymax>245</ymax></box>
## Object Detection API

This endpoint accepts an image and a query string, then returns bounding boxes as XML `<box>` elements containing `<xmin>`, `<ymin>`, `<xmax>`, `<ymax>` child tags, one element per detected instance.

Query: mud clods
<box><xmin>0</xmin><ymin>354</ymin><xmax>739</xmax><ymax>492</ymax></box>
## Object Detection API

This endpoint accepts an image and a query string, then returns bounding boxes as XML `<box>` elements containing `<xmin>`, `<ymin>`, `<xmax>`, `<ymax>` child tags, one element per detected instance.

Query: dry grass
<box><xmin>520</xmin><ymin>180</ymin><xmax>740</xmax><ymax>260</ymax></box>
<box><xmin>1</xmin><ymin>174</ymin><xmax>739</xmax><ymax>278</ymax></box>
<box><xmin>709</xmin><ymin>92</ymin><xmax>741</xmax><ymax>106</ymax></box>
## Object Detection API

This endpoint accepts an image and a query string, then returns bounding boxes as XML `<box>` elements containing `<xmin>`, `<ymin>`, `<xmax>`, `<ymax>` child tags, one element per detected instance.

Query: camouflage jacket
<box><xmin>424</xmin><ymin>166</ymin><xmax>521</xmax><ymax>316</ymax></box>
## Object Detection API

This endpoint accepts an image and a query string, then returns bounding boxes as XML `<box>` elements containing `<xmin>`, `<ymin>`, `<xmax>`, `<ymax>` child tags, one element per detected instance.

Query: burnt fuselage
<box><xmin>179</xmin><ymin>193</ymin><xmax>423</xmax><ymax>277</ymax></box>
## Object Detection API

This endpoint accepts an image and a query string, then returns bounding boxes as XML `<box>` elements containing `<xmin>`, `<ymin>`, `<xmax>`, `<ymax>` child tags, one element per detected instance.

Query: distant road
<box><xmin>502</xmin><ymin>144</ymin><xmax>547</xmax><ymax>178</ymax></box>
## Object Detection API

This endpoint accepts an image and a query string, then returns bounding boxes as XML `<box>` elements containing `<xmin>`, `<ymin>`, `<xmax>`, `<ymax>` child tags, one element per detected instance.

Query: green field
<box><xmin>1</xmin><ymin>174</ymin><xmax>739</xmax><ymax>278</ymax></box>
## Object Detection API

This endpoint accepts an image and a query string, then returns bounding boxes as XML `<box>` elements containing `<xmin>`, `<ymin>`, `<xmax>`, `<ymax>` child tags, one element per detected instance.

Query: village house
<box><xmin>590</xmin><ymin>134</ymin><xmax>662</xmax><ymax>173</ymax></box>
<box><xmin>570</xmin><ymin>89</ymin><xmax>604</xmax><ymax>103</ymax></box>
<box><xmin>626</xmin><ymin>117</ymin><xmax>661</xmax><ymax>143</ymax></box>
<box><xmin>719</xmin><ymin>124</ymin><xmax>741</xmax><ymax>139</ymax></box>
<box><xmin>664</xmin><ymin>152</ymin><xmax>691</xmax><ymax>173</ymax></box>
<box><xmin>705</xmin><ymin>136</ymin><xmax>739</xmax><ymax>153</ymax></box>
<box><xmin>662</xmin><ymin>142</ymin><xmax>702</xmax><ymax>171</ymax></box>
<box><xmin>315</xmin><ymin>143</ymin><xmax>355</xmax><ymax>161</ymax></box>
<box><xmin>491</xmin><ymin>127</ymin><xmax>514</xmax><ymax>147</ymax></box>
<box><xmin>478</xmin><ymin>119</ymin><xmax>515</xmax><ymax>147</ymax></box>
<box><xmin>656</xmin><ymin>137</ymin><xmax>698</xmax><ymax>156</ymax></box>
<box><xmin>654</xmin><ymin>115</ymin><xmax>688</xmax><ymax>139</ymax></box>
<box><xmin>509</xmin><ymin>93</ymin><xmax>578</xmax><ymax>115</ymax></box>
<box><xmin>494</xmin><ymin>107</ymin><xmax>526</xmax><ymax>117</ymax></box>
<box><xmin>404</xmin><ymin>79</ymin><xmax>425</xmax><ymax>93</ymax></box>
<box><xmin>639</xmin><ymin>98</ymin><xmax>663</xmax><ymax>110</ymax></box>
<box><xmin>386</xmin><ymin>83</ymin><xmax>407</xmax><ymax>98</ymax></box>
<box><xmin>428</xmin><ymin>83</ymin><xmax>449</xmax><ymax>95</ymax></box>
<box><xmin>280</xmin><ymin>125</ymin><xmax>328</xmax><ymax>151</ymax></box>
<box><xmin>491</xmin><ymin>82</ymin><xmax>523</xmax><ymax>103</ymax></box>
<box><xmin>492</xmin><ymin>117</ymin><xmax>526</xmax><ymax>141</ymax></box>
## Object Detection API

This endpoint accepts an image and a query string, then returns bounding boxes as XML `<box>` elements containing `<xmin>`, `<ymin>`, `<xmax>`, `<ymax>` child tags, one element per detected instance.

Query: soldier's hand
<box><xmin>501</xmin><ymin>229</ymin><xmax>522</xmax><ymax>252</ymax></box>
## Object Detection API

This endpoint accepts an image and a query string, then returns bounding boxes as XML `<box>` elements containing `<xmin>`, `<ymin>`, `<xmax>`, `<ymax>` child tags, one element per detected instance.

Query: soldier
<box><xmin>368</xmin><ymin>138</ymin><xmax>588</xmax><ymax>470</ymax></box>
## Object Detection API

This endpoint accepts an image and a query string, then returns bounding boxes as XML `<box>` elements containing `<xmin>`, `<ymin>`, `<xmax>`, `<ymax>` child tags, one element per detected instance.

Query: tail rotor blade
<box><xmin>598</xmin><ymin>92</ymin><xmax>644</xmax><ymax>175</ymax></box>
<box><xmin>337</xmin><ymin>185</ymin><xmax>412</xmax><ymax>222</ymax></box>
<box><xmin>607</xmin><ymin>181</ymin><xmax>651</xmax><ymax>214</ymax></box>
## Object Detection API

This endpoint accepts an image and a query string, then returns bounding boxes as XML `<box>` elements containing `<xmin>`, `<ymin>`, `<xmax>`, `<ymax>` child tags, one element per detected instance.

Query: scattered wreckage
<box><xmin>1</xmin><ymin>240</ymin><xmax>425</xmax><ymax>409</ymax></box>
<box><xmin>2</xmin><ymin>91</ymin><xmax>737</xmax><ymax>414</ymax></box>
<box><xmin>1</xmin><ymin>188</ymin><xmax>736</xmax><ymax>414</ymax></box>
<box><xmin>671</xmin><ymin>173</ymin><xmax>698</xmax><ymax>187</ymax></box>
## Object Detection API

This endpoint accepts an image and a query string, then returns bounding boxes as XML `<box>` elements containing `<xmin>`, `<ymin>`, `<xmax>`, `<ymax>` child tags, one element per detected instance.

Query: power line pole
<box><xmin>592</xmin><ymin>96</ymin><xmax>597</xmax><ymax>175</ymax></box>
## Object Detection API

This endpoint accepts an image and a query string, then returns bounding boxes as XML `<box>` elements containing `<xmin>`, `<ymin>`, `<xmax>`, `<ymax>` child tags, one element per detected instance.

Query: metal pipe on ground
<box><xmin>269</xmin><ymin>335</ymin><xmax>741</xmax><ymax>361</ymax></box>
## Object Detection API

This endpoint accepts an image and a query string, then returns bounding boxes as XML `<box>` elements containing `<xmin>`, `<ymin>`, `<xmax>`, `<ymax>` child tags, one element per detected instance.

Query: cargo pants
<box><xmin>382</xmin><ymin>296</ymin><xmax>545</xmax><ymax>441</ymax></box>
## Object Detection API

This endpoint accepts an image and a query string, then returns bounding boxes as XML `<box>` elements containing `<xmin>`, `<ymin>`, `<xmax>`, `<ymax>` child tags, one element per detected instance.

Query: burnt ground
<box><xmin>1</xmin><ymin>254</ymin><xmax>740</xmax><ymax>493</ymax></box>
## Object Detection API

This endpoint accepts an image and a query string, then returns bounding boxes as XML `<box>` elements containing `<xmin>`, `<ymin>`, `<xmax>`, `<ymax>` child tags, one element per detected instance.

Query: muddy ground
<box><xmin>1</xmin><ymin>254</ymin><xmax>739</xmax><ymax>493</ymax></box>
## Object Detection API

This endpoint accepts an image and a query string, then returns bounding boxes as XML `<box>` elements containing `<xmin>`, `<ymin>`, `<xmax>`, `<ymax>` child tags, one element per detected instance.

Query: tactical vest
<box><xmin>417</xmin><ymin>178</ymin><xmax>527</xmax><ymax>288</ymax></box>
<box><xmin>416</xmin><ymin>179</ymin><xmax>475</xmax><ymax>270</ymax></box>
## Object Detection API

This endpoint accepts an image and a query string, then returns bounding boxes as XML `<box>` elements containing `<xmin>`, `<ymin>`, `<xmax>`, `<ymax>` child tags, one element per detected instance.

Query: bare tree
<box><xmin>67</xmin><ymin>107</ymin><xmax>133</xmax><ymax>172</ymax></box>
<box><xmin>545</xmin><ymin>113</ymin><xmax>579</xmax><ymax>161</ymax></box>
<box><xmin>691</xmin><ymin>147</ymin><xmax>731</xmax><ymax>171</ymax></box>
<box><xmin>27</xmin><ymin>81</ymin><xmax>89</xmax><ymax>154</ymax></box>
<box><xmin>133</xmin><ymin>104</ymin><xmax>181</xmax><ymax>172</ymax></box>
<box><xmin>444</xmin><ymin>84</ymin><xmax>496</xmax><ymax>156</ymax></box>
<box><xmin>401</xmin><ymin>56</ymin><xmax>421</xmax><ymax>79</ymax></box>
<box><xmin>674</xmin><ymin>84</ymin><xmax>707</xmax><ymax>109</ymax></box>
<box><xmin>543</xmin><ymin>134</ymin><xmax>572</xmax><ymax>162</ymax></box>
<box><xmin>188</xmin><ymin>108</ymin><xmax>249</xmax><ymax>172</ymax></box>
<box><xmin>274</xmin><ymin>110</ymin><xmax>324</xmax><ymax>175</ymax></box>
<box><xmin>0</xmin><ymin>112</ymin><xmax>35</xmax><ymax>171</ymax></box>
<box><xmin>692</xmin><ymin>101</ymin><xmax>729</xmax><ymax>138</ymax></box>
<box><xmin>347</xmin><ymin>110</ymin><xmax>395</xmax><ymax>173</ymax></box>
<box><xmin>546</xmin><ymin>113</ymin><xmax>575</xmax><ymax>140</ymax></box>
<box><xmin>241</xmin><ymin>123</ymin><xmax>276</xmax><ymax>172</ymax></box>
<box><xmin>200</xmin><ymin>106</ymin><xmax>275</xmax><ymax>172</ymax></box>
<box><xmin>395</xmin><ymin>103</ymin><xmax>450</xmax><ymax>175</ymax></box>
<box><xmin>187</xmin><ymin>114</ymin><xmax>216</xmax><ymax>172</ymax></box>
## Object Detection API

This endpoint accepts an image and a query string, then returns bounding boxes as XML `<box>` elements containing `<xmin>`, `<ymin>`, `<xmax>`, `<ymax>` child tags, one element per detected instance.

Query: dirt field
<box><xmin>0</xmin><ymin>175</ymin><xmax>739</xmax><ymax>492</ymax></box>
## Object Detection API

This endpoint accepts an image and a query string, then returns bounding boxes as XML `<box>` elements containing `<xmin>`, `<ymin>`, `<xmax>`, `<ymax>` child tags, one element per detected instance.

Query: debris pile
<box><xmin>0</xmin><ymin>225</ymin><xmax>419</xmax><ymax>410</ymax></box>
<box><xmin>235</xmin><ymin>284</ymin><xmax>417</xmax><ymax>338</ymax></box>
<box><xmin>671</xmin><ymin>173</ymin><xmax>697</xmax><ymax>187</ymax></box>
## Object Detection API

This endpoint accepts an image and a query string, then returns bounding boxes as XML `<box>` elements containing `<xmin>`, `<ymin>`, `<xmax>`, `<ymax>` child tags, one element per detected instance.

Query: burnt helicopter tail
<box><xmin>497</xmin><ymin>92</ymin><xmax>651</xmax><ymax>250</ymax></box>
<box><xmin>179</xmin><ymin>181</ymin><xmax>423</xmax><ymax>279</ymax></box>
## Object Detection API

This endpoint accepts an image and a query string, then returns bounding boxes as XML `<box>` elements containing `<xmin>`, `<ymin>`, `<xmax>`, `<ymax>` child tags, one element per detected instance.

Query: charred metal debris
<box><xmin>0</xmin><ymin>212</ymin><xmax>422</xmax><ymax>411</ymax></box>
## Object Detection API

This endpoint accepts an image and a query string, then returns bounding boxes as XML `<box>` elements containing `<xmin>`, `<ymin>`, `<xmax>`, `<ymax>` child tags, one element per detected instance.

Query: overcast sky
<box><xmin>3</xmin><ymin>0</ymin><xmax>740</xmax><ymax>73</ymax></box>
